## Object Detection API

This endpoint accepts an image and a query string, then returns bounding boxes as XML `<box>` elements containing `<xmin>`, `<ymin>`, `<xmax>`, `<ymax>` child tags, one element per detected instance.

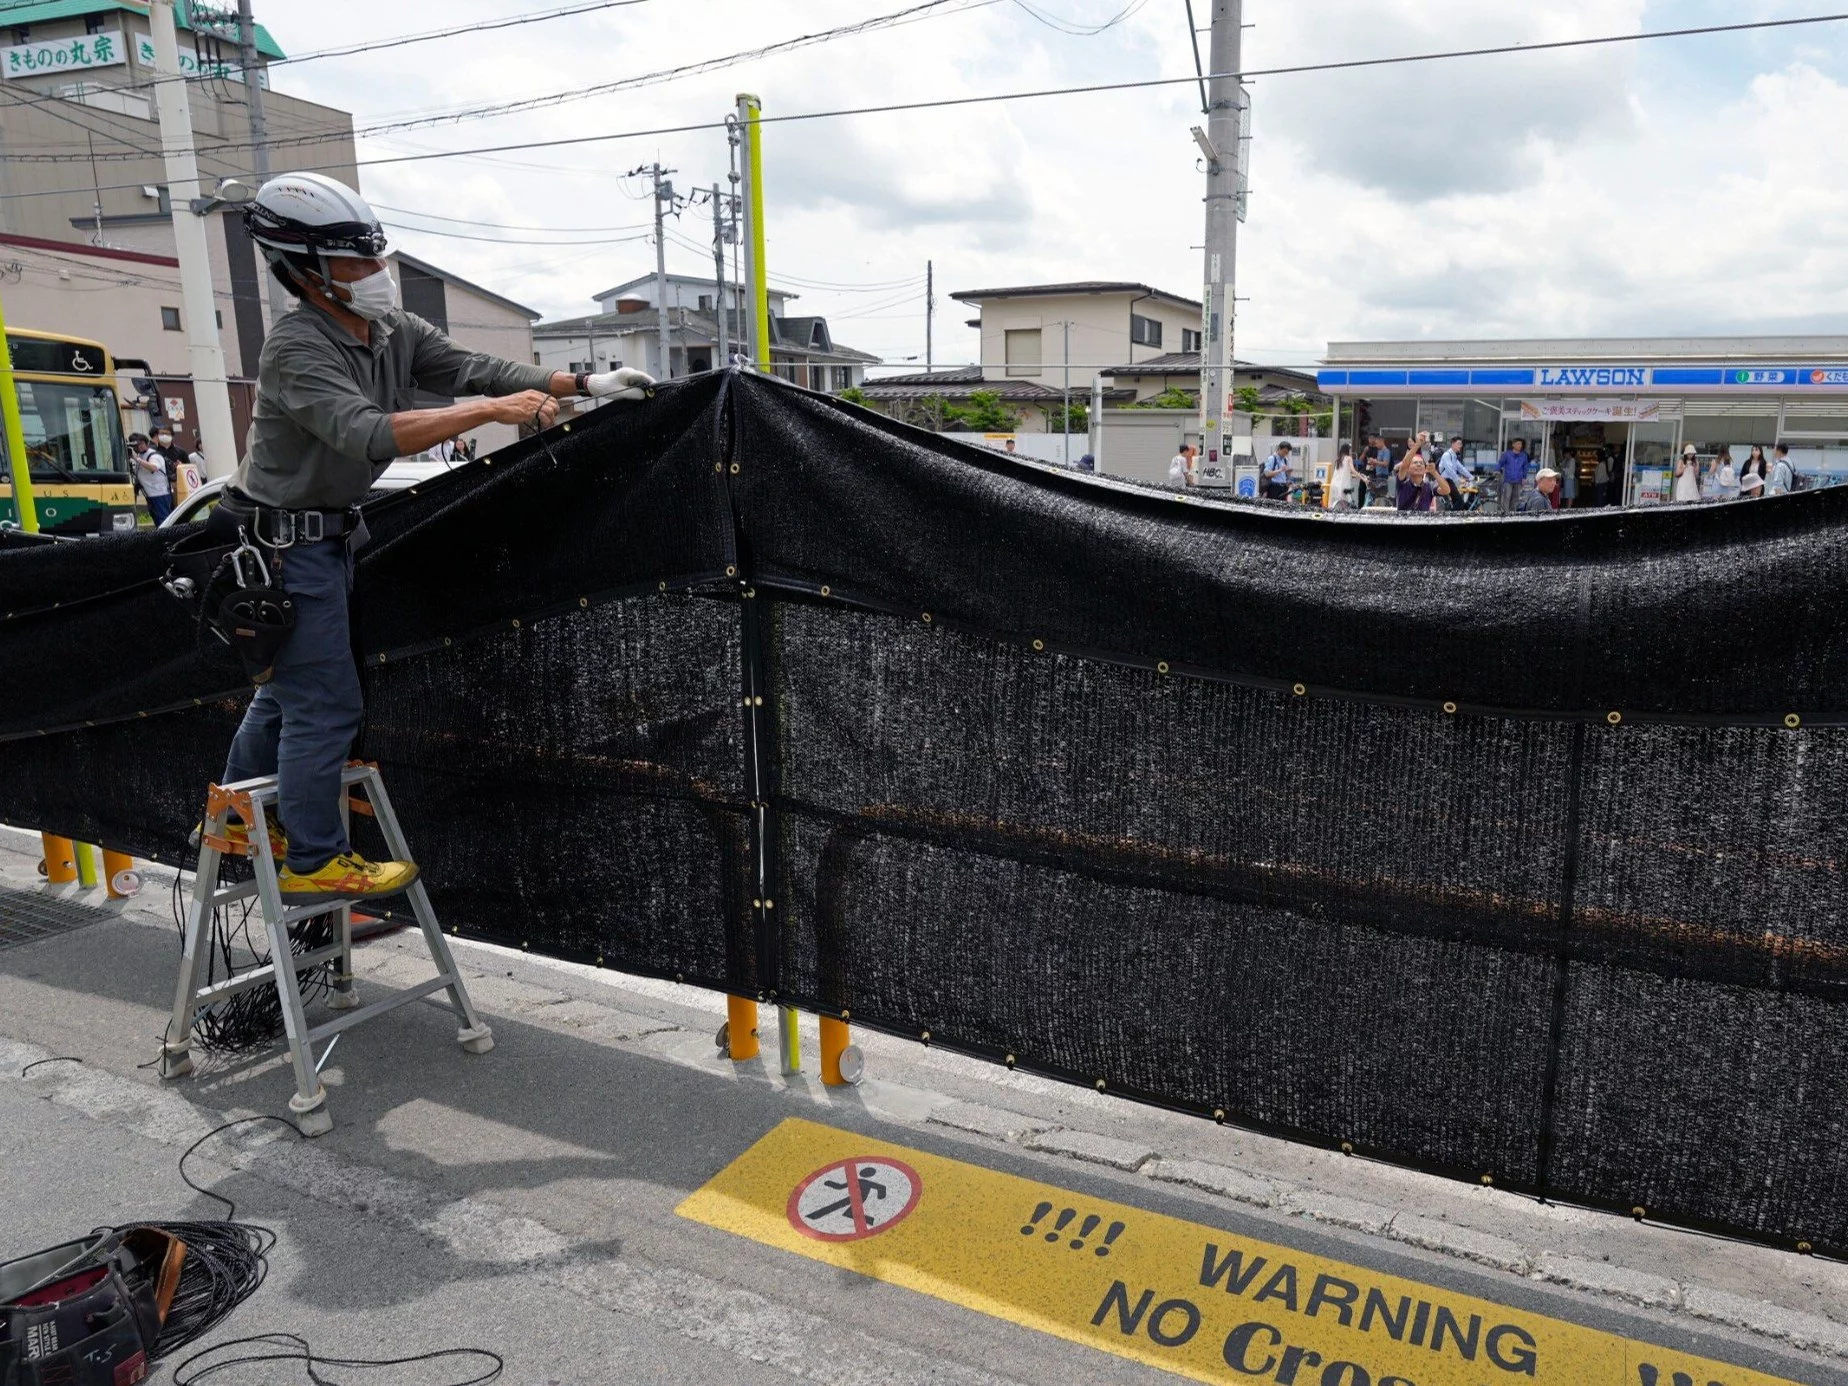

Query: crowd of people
<box><xmin>1671</xmin><ymin>442</ymin><xmax>1798</xmax><ymax>502</ymax></box>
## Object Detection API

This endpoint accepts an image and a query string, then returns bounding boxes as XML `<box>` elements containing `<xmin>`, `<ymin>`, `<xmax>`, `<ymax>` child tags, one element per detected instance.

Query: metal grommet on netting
<box><xmin>920</xmin><ymin>1029</ymin><xmax>932</xmax><ymax>1043</ymax></box>
<box><xmin>376</xmin><ymin>653</ymin><xmax>387</xmax><ymax>665</ymax></box>
<box><xmin>561</xmin><ymin>423</ymin><xmax>571</xmax><ymax>433</ymax></box>
<box><xmin>1443</xmin><ymin>701</ymin><xmax>1458</xmax><ymax>715</ymax></box>
<box><xmin>921</xmin><ymin>611</ymin><xmax>933</xmax><ymax>624</ymax></box>
<box><xmin>1212</xmin><ymin>1108</ymin><xmax>1226</xmax><ymax>1123</ymax></box>
<box><xmin>820</xmin><ymin>585</ymin><xmax>831</xmax><ymax>597</ymax></box>
<box><xmin>1340</xmin><ymin>1141</ymin><xmax>1354</xmax><ymax>1155</ymax></box>
<box><xmin>1094</xmin><ymin>1078</ymin><xmax>1107</xmax><ymax>1092</ymax></box>
<box><xmin>1631</xmin><ymin>1205</ymin><xmax>1647</xmax><ymax>1221</ymax></box>
<box><xmin>1480</xmin><ymin>1173</ymin><xmax>1494</xmax><ymax>1186</ymax></box>
<box><xmin>579</xmin><ymin>597</ymin><xmax>589</xmax><ymax>609</ymax></box>
<box><xmin>725</xmin><ymin>565</ymin><xmax>737</xmax><ymax>578</ymax></box>
<box><xmin>443</xmin><ymin>636</ymin><xmax>452</xmax><ymax>646</ymax></box>
<box><xmin>1004</xmin><ymin>1052</ymin><xmax>1016</xmax><ymax>1068</ymax></box>
<box><xmin>1292</xmin><ymin>683</ymin><xmax>1307</xmax><ymax>697</ymax></box>
<box><xmin>1031</xmin><ymin>639</ymin><xmax>1044</xmax><ymax>652</ymax></box>
<box><xmin>659</xmin><ymin>580</ymin><xmax>668</xmax><ymax>592</ymax></box>
<box><xmin>729</xmin><ymin>462</ymin><xmax>740</xmax><ymax>475</ymax></box>
<box><xmin>1784</xmin><ymin>713</ymin><xmax>1802</xmax><ymax>729</ymax></box>
<box><xmin>1157</xmin><ymin>661</ymin><xmax>1170</xmax><ymax>675</ymax></box>
<box><xmin>714</xmin><ymin>462</ymin><xmax>722</xmax><ymax>473</ymax></box>
<box><xmin>511</xmin><ymin>618</ymin><xmax>521</xmax><ymax>629</ymax></box>
<box><xmin>839</xmin><ymin>1009</ymin><xmax>851</xmax><ymax>1022</ymax></box>
<box><xmin>1606</xmin><ymin>711</ymin><xmax>1623</xmax><ymax>726</ymax></box>
<box><xmin>753</xmin><ymin>695</ymin><xmax>764</xmax><ymax>707</ymax></box>
<box><xmin>1797</xmin><ymin>1240</ymin><xmax>1814</xmax><ymax>1255</ymax></box>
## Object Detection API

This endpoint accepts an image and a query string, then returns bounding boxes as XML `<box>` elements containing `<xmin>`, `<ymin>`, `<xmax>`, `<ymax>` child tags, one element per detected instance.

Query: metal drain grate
<box><xmin>0</xmin><ymin>887</ymin><xmax>114</xmax><ymax>950</ymax></box>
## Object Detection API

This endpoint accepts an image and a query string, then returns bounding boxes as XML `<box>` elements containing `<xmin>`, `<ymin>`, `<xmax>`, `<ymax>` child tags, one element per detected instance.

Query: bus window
<box><xmin>12</xmin><ymin>380</ymin><xmax>124</xmax><ymax>477</ymax></box>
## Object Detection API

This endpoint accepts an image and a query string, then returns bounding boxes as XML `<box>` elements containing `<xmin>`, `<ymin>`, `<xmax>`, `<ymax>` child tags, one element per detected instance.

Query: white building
<box><xmin>534</xmin><ymin>273</ymin><xmax>878</xmax><ymax>392</ymax></box>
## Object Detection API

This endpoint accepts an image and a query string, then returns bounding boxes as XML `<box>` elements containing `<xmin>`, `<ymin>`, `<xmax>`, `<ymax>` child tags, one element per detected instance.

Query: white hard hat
<box><xmin>243</xmin><ymin>171</ymin><xmax>390</xmax><ymax>262</ymax></box>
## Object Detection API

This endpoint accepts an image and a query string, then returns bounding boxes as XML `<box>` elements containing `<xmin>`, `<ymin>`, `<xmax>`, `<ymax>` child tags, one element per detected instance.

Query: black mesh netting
<box><xmin>2</xmin><ymin>369</ymin><xmax>1844</xmax><ymax>1255</ymax></box>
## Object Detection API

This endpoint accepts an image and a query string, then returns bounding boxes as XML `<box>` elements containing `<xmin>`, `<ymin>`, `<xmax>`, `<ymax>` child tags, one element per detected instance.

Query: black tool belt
<box><xmin>0</xmin><ymin>1227</ymin><xmax>185</xmax><ymax>1386</ymax></box>
<box><xmin>215</xmin><ymin>487</ymin><xmax>362</xmax><ymax>547</ymax></box>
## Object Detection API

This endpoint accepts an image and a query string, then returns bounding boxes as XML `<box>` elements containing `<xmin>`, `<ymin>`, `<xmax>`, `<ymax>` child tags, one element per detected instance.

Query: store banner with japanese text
<box><xmin>1</xmin><ymin>31</ymin><xmax>125</xmax><ymax>78</ymax></box>
<box><xmin>1519</xmin><ymin>398</ymin><xmax>1663</xmax><ymax>423</ymax></box>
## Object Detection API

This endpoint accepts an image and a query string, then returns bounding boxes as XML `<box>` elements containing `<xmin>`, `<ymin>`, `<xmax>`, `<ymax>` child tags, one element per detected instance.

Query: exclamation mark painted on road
<box><xmin>1094</xmin><ymin>1221</ymin><xmax>1125</xmax><ymax>1257</ymax></box>
<box><xmin>1046</xmin><ymin>1209</ymin><xmax>1076</xmax><ymax>1242</ymax></box>
<box><xmin>1069</xmin><ymin>1214</ymin><xmax>1101</xmax><ymax>1250</ymax></box>
<box><xmin>1020</xmin><ymin>1202</ymin><xmax>1053</xmax><ymax>1236</ymax></box>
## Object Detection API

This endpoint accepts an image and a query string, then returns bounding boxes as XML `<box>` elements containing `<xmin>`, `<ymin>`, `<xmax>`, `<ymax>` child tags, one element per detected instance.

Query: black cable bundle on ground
<box><xmin>167</xmin><ymin>854</ymin><xmax>336</xmax><ymax>1056</ymax></box>
<box><xmin>135</xmin><ymin>1219</ymin><xmax>273</xmax><ymax>1362</ymax></box>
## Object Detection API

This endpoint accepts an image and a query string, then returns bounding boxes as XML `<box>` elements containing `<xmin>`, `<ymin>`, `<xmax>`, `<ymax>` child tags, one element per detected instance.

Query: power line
<box><xmin>277</xmin><ymin>0</ymin><xmax>652</xmax><ymax>68</ymax></box>
<box><xmin>5</xmin><ymin>10</ymin><xmax>1847</xmax><ymax>194</ymax></box>
<box><xmin>373</xmin><ymin>204</ymin><xmax>653</xmax><ymax>233</ymax></box>
<box><xmin>1009</xmin><ymin>0</ymin><xmax>1151</xmax><ymax>36</ymax></box>
<box><xmin>381</xmin><ymin>220</ymin><xmax>653</xmax><ymax>246</ymax></box>
<box><xmin>0</xmin><ymin>0</ymin><xmax>1002</xmax><ymax>165</ymax></box>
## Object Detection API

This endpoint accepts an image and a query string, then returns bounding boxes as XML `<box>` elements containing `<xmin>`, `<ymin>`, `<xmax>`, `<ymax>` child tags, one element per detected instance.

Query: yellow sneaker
<box><xmin>277</xmin><ymin>852</ymin><xmax>419</xmax><ymax>903</ymax></box>
<box><xmin>191</xmin><ymin>817</ymin><xmax>288</xmax><ymax>859</ymax></box>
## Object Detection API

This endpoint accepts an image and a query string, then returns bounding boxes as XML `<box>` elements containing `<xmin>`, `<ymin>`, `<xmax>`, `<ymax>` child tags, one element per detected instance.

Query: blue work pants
<box><xmin>222</xmin><ymin>536</ymin><xmax>362</xmax><ymax>873</ymax></box>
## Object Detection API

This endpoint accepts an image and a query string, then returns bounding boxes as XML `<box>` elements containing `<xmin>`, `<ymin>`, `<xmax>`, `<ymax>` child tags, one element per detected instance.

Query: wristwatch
<box><xmin>573</xmin><ymin>370</ymin><xmax>591</xmax><ymax>395</ymax></box>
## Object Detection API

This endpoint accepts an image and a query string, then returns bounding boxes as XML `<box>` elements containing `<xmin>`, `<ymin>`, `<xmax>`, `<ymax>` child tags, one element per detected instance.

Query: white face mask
<box><xmin>335</xmin><ymin>266</ymin><xmax>398</xmax><ymax>321</ymax></box>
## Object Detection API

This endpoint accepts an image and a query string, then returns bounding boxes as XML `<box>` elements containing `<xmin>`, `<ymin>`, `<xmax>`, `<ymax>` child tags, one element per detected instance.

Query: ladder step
<box><xmin>305</xmin><ymin>974</ymin><xmax>457</xmax><ymax>1044</ymax></box>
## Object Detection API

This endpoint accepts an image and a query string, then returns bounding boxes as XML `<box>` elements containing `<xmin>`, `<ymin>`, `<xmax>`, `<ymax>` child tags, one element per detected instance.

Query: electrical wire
<box><xmin>6</xmin><ymin>9</ymin><xmax>1847</xmax><ymax>195</ymax></box>
<box><xmin>380</xmin><ymin>220</ymin><xmax>654</xmax><ymax>247</ymax></box>
<box><xmin>0</xmin><ymin>0</ymin><xmax>1003</xmax><ymax>164</ymax></box>
<box><xmin>174</xmin><ymin>1335</ymin><xmax>504</xmax><ymax>1385</ymax></box>
<box><xmin>1009</xmin><ymin>0</ymin><xmax>1151</xmax><ymax>36</ymax></box>
<box><xmin>373</xmin><ymin>204</ymin><xmax>654</xmax><ymax>234</ymax></box>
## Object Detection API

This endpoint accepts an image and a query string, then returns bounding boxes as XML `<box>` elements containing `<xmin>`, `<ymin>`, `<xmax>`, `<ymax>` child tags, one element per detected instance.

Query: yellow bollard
<box><xmin>820</xmin><ymin>1016</ymin><xmax>851</xmax><ymax>1087</ymax></box>
<box><xmin>103</xmin><ymin>850</ymin><xmax>135</xmax><ymax>899</ymax></box>
<box><xmin>74</xmin><ymin>842</ymin><xmax>98</xmax><ymax>889</ymax></box>
<box><xmin>726</xmin><ymin>995</ymin><xmax>760</xmax><ymax>1061</ymax></box>
<box><xmin>41</xmin><ymin>834</ymin><xmax>76</xmax><ymax>883</ymax></box>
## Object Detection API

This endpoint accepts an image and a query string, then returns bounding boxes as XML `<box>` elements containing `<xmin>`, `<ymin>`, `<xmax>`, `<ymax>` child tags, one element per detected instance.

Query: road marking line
<box><xmin>678</xmin><ymin>1118</ymin><xmax>1802</xmax><ymax>1386</ymax></box>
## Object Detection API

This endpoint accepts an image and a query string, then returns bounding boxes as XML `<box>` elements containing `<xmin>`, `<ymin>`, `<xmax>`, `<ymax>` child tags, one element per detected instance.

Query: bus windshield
<box><xmin>11</xmin><ymin>379</ymin><xmax>124</xmax><ymax>478</ymax></box>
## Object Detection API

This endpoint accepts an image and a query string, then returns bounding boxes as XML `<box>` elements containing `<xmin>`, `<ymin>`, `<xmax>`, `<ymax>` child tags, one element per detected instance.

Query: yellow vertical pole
<box><xmin>0</xmin><ymin>287</ymin><xmax>39</xmax><ymax>533</ymax></box>
<box><xmin>726</xmin><ymin>994</ymin><xmax>760</xmax><ymax>1061</ymax></box>
<box><xmin>42</xmin><ymin>835</ymin><xmax>76</xmax><ymax>883</ymax></box>
<box><xmin>75</xmin><ymin>843</ymin><xmax>99</xmax><ymax>889</ymax></box>
<box><xmin>103</xmin><ymin>849</ymin><xmax>135</xmax><ymax>899</ymax></box>
<box><xmin>740</xmin><ymin>94</ymin><xmax>771</xmax><ymax>371</ymax></box>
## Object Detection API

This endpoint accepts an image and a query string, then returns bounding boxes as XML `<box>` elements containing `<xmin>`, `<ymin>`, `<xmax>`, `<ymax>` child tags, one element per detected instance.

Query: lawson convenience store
<box><xmin>1317</xmin><ymin>336</ymin><xmax>1848</xmax><ymax>505</ymax></box>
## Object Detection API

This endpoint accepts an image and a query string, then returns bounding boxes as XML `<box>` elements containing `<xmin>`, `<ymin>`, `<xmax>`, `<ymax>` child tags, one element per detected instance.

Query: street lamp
<box><xmin>187</xmin><ymin>177</ymin><xmax>255</xmax><ymax>217</ymax></box>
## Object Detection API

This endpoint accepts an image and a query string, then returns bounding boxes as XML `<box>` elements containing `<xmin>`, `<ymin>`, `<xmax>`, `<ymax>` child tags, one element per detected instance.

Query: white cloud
<box><xmin>262</xmin><ymin>0</ymin><xmax>1848</xmax><ymax>367</ymax></box>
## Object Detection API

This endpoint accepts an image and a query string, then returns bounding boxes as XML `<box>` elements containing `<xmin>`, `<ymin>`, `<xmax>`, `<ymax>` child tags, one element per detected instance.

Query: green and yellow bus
<box><xmin>0</xmin><ymin>328</ymin><xmax>135</xmax><ymax>535</ymax></box>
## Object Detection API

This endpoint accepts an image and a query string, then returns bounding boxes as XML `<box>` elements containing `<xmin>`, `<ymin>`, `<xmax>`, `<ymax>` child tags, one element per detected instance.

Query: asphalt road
<box><xmin>1</xmin><ymin>841</ymin><xmax>1843</xmax><ymax>1386</ymax></box>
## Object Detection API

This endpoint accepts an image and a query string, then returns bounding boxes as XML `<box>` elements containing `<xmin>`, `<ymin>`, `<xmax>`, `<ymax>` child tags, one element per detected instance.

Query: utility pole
<box><xmin>236</xmin><ymin>0</ymin><xmax>286</xmax><ymax>328</ymax></box>
<box><xmin>711</xmin><ymin>183</ymin><xmax>728</xmax><ymax>368</ymax></box>
<box><xmin>1062</xmin><ymin>319</ymin><xmax>1071</xmax><ymax>466</ymax></box>
<box><xmin>635</xmin><ymin>163</ymin><xmax>676</xmax><ymax>380</ymax></box>
<box><xmin>149</xmin><ymin>0</ymin><xmax>238</xmax><ymax>477</ymax></box>
<box><xmin>925</xmin><ymin>259</ymin><xmax>934</xmax><ymax>374</ymax></box>
<box><xmin>1197</xmin><ymin>0</ymin><xmax>1241</xmax><ymax>482</ymax></box>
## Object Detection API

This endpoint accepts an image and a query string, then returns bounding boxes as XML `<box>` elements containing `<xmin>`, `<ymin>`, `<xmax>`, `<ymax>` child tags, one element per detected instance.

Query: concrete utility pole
<box><xmin>236</xmin><ymin>0</ymin><xmax>285</xmax><ymax>328</ymax></box>
<box><xmin>711</xmin><ymin>183</ymin><xmax>728</xmax><ymax>368</ymax></box>
<box><xmin>638</xmin><ymin>163</ymin><xmax>676</xmax><ymax>379</ymax></box>
<box><xmin>925</xmin><ymin>259</ymin><xmax>934</xmax><ymax>374</ymax></box>
<box><xmin>149</xmin><ymin>0</ymin><xmax>238</xmax><ymax>477</ymax></box>
<box><xmin>1062</xmin><ymin>319</ymin><xmax>1072</xmax><ymax>466</ymax></box>
<box><xmin>1197</xmin><ymin>0</ymin><xmax>1241</xmax><ymax>479</ymax></box>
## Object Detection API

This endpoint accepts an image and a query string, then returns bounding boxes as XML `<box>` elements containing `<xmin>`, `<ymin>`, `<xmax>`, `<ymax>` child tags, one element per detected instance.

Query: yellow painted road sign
<box><xmin>679</xmin><ymin>1118</ymin><xmax>1800</xmax><ymax>1386</ymax></box>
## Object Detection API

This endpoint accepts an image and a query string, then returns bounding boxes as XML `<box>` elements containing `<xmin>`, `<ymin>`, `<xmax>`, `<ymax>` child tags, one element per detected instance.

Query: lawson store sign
<box><xmin>1317</xmin><ymin>363</ymin><xmax>1848</xmax><ymax>393</ymax></box>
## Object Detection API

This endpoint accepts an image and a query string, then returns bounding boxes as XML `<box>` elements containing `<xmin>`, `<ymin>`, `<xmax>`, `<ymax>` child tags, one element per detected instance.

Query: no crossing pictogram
<box><xmin>786</xmin><ymin>1156</ymin><xmax>922</xmax><ymax>1242</ymax></box>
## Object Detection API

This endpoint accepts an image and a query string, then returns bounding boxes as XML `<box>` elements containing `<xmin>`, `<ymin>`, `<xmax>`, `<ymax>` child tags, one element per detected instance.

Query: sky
<box><xmin>259</xmin><ymin>0</ymin><xmax>1848</xmax><ymax>371</ymax></box>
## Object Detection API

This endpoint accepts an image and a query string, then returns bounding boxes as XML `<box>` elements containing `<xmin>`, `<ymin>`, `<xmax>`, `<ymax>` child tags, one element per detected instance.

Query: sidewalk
<box><xmin>1</xmin><ymin>828</ymin><xmax>1842</xmax><ymax>1384</ymax></box>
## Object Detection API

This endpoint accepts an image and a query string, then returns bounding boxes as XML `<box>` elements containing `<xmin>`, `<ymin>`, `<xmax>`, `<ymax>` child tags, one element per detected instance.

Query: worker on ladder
<box><xmin>220</xmin><ymin>172</ymin><xmax>652</xmax><ymax>903</ymax></box>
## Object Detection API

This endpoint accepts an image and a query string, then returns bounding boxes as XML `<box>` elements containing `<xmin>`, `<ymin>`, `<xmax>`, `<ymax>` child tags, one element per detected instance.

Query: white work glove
<box><xmin>584</xmin><ymin>367</ymin><xmax>655</xmax><ymax>401</ymax></box>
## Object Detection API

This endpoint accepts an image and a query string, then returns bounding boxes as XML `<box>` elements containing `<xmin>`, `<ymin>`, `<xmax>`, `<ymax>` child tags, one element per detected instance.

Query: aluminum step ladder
<box><xmin>159</xmin><ymin>762</ymin><xmax>493</xmax><ymax>1136</ymax></box>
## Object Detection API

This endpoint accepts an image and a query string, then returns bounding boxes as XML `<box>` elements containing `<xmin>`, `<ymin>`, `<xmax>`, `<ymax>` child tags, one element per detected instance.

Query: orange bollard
<box><xmin>820</xmin><ymin>1016</ymin><xmax>851</xmax><ymax>1086</ymax></box>
<box><xmin>103</xmin><ymin>850</ymin><xmax>136</xmax><ymax>899</ymax></box>
<box><xmin>41</xmin><ymin>834</ymin><xmax>76</xmax><ymax>884</ymax></box>
<box><xmin>726</xmin><ymin>995</ymin><xmax>760</xmax><ymax>1061</ymax></box>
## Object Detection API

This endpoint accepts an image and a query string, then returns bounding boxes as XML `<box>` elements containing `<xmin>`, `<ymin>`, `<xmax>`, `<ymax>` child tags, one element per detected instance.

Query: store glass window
<box><xmin>1361</xmin><ymin>398</ymin><xmax>1415</xmax><ymax>441</ymax></box>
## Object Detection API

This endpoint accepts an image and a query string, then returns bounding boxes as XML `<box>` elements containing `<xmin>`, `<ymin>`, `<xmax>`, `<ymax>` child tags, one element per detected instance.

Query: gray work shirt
<box><xmin>235</xmin><ymin>301</ymin><xmax>552</xmax><ymax>510</ymax></box>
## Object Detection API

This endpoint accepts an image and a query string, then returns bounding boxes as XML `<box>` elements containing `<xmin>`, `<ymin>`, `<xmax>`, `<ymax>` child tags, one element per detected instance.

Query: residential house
<box><xmin>857</xmin><ymin>281</ymin><xmax>1205</xmax><ymax>431</ymax></box>
<box><xmin>534</xmin><ymin>273</ymin><xmax>879</xmax><ymax>392</ymax></box>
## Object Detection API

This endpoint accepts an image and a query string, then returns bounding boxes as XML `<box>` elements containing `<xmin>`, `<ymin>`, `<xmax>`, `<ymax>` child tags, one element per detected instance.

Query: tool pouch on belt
<box><xmin>0</xmin><ymin>1226</ymin><xmax>185</xmax><ymax>1386</ymax></box>
<box><xmin>161</xmin><ymin>505</ymin><xmax>295</xmax><ymax>686</ymax></box>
